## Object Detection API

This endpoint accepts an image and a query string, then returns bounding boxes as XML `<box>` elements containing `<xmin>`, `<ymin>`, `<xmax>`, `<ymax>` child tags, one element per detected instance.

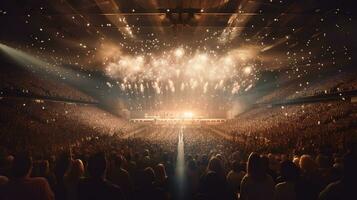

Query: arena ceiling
<box><xmin>0</xmin><ymin>0</ymin><xmax>355</xmax><ymax>115</ymax></box>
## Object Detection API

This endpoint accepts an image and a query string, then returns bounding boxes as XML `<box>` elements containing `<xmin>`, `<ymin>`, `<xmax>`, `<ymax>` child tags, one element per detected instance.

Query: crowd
<box><xmin>0</xmin><ymin>124</ymin><xmax>356</xmax><ymax>200</ymax></box>
<box><xmin>216</xmin><ymin>101</ymin><xmax>356</xmax><ymax>155</ymax></box>
<box><xmin>0</xmin><ymin>65</ymin><xmax>94</xmax><ymax>103</ymax></box>
<box><xmin>0</xmin><ymin>98</ymin><xmax>142</xmax><ymax>153</ymax></box>
<box><xmin>287</xmin><ymin>76</ymin><xmax>357</xmax><ymax>101</ymax></box>
<box><xmin>256</xmin><ymin>71</ymin><xmax>357</xmax><ymax>104</ymax></box>
<box><xmin>0</xmin><ymin>74</ymin><xmax>356</xmax><ymax>200</ymax></box>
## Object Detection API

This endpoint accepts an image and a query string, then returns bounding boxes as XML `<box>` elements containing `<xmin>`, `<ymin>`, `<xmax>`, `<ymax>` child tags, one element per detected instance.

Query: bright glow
<box><xmin>106</xmin><ymin>55</ymin><xmax>144</xmax><ymax>78</ymax></box>
<box><xmin>183</xmin><ymin>112</ymin><xmax>194</xmax><ymax>118</ymax></box>
<box><xmin>223</xmin><ymin>56</ymin><xmax>234</xmax><ymax>66</ymax></box>
<box><xmin>104</xmin><ymin>46</ymin><xmax>259</xmax><ymax>100</ymax></box>
<box><xmin>190</xmin><ymin>53</ymin><xmax>208</xmax><ymax>71</ymax></box>
<box><xmin>105</xmin><ymin>47</ymin><xmax>257</xmax><ymax>81</ymax></box>
<box><xmin>229</xmin><ymin>48</ymin><xmax>255</xmax><ymax>61</ymax></box>
<box><xmin>243</xmin><ymin>66</ymin><xmax>252</xmax><ymax>75</ymax></box>
<box><xmin>176</xmin><ymin>127</ymin><xmax>185</xmax><ymax>199</ymax></box>
<box><xmin>174</xmin><ymin>48</ymin><xmax>185</xmax><ymax>58</ymax></box>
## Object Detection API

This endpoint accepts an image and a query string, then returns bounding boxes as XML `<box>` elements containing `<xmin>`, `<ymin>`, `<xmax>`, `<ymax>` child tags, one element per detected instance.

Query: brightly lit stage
<box><xmin>130</xmin><ymin>110</ymin><xmax>226</xmax><ymax>124</ymax></box>
<box><xmin>130</xmin><ymin>118</ymin><xmax>226</xmax><ymax>125</ymax></box>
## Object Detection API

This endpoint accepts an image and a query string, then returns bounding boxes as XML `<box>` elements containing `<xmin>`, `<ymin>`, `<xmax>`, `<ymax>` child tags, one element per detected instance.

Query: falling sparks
<box><xmin>105</xmin><ymin>47</ymin><xmax>257</xmax><ymax>84</ymax></box>
<box><xmin>174</xmin><ymin>48</ymin><xmax>185</xmax><ymax>58</ymax></box>
<box><xmin>0</xmin><ymin>1</ymin><xmax>354</xmax><ymax>113</ymax></box>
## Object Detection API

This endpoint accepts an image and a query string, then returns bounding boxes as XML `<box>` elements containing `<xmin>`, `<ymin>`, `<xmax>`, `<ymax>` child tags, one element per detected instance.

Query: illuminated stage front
<box><xmin>130</xmin><ymin>109</ymin><xmax>226</xmax><ymax>124</ymax></box>
<box><xmin>130</xmin><ymin>118</ymin><xmax>226</xmax><ymax>125</ymax></box>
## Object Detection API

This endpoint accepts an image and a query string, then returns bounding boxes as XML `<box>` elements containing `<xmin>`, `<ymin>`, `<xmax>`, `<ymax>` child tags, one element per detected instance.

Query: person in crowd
<box><xmin>154</xmin><ymin>164</ymin><xmax>170</xmax><ymax>200</ymax></box>
<box><xmin>141</xmin><ymin>149</ymin><xmax>151</xmax><ymax>168</ymax></box>
<box><xmin>54</xmin><ymin>152</ymin><xmax>71</xmax><ymax>200</ymax></box>
<box><xmin>124</xmin><ymin>153</ymin><xmax>137</xmax><ymax>178</ymax></box>
<box><xmin>0</xmin><ymin>174</ymin><xmax>9</xmax><ymax>196</ymax></box>
<box><xmin>299</xmin><ymin>154</ymin><xmax>323</xmax><ymax>200</ymax></box>
<box><xmin>154</xmin><ymin>163</ymin><xmax>168</xmax><ymax>190</ymax></box>
<box><xmin>275</xmin><ymin>160</ymin><xmax>300</xmax><ymax>200</ymax></box>
<box><xmin>199</xmin><ymin>156</ymin><xmax>236</xmax><ymax>200</ymax></box>
<box><xmin>0</xmin><ymin>175</ymin><xmax>8</xmax><ymax>185</ymax></box>
<box><xmin>107</xmin><ymin>154</ymin><xmax>133</xmax><ymax>200</ymax></box>
<box><xmin>78</xmin><ymin>152</ymin><xmax>125</xmax><ymax>200</ymax></box>
<box><xmin>292</xmin><ymin>156</ymin><xmax>300</xmax><ymax>167</ymax></box>
<box><xmin>0</xmin><ymin>107</ymin><xmax>356</xmax><ymax>200</ymax></box>
<box><xmin>198</xmin><ymin>155</ymin><xmax>209</xmax><ymax>176</ymax></box>
<box><xmin>227</xmin><ymin>160</ymin><xmax>245</xmax><ymax>195</ymax></box>
<box><xmin>135</xmin><ymin>167</ymin><xmax>156</xmax><ymax>200</ymax></box>
<box><xmin>0</xmin><ymin>155</ymin><xmax>13</xmax><ymax>178</ymax></box>
<box><xmin>2</xmin><ymin>153</ymin><xmax>54</xmax><ymax>200</ymax></box>
<box><xmin>240</xmin><ymin>153</ymin><xmax>275</xmax><ymax>200</ymax></box>
<box><xmin>0</xmin><ymin>152</ymin><xmax>11</xmax><ymax>196</ymax></box>
<box><xmin>64</xmin><ymin>159</ymin><xmax>85</xmax><ymax>200</ymax></box>
<box><xmin>261</xmin><ymin>156</ymin><xmax>278</xmax><ymax>182</ymax></box>
<box><xmin>319</xmin><ymin>152</ymin><xmax>357</xmax><ymax>200</ymax></box>
<box><xmin>162</xmin><ymin>152</ymin><xmax>174</xmax><ymax>179</ymax></box>
<box><xmin>186</xmin><ymin>159</ymin><xmax>200</xmax><ymax>198</ymax></box>
<box><xmin>33</xmin><ymin>160</ymin><xmax>56</xmax><ymax>191</ymax></box>
<box><xmin>315</xmin><ymin>154</ymin><xmax>333</xmax><ymax>185</ymax></box>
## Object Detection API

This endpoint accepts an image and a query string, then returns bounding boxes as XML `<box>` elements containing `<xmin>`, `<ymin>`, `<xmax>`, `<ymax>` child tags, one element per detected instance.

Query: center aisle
<box><xmin>175</xmin><ymin>126</ymin><xmax>186</xmax><ymax>200</ymax></box>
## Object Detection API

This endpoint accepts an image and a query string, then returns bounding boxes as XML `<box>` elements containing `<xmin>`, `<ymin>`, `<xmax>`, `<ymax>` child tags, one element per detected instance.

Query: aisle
<box><xmin>175</xmin><ymin>126</ymin><xmax>186</xmax><ymax>200</ymax></box>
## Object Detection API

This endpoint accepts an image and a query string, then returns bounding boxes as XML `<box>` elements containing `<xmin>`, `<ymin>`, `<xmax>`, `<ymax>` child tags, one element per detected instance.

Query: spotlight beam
<box><xmin>175</xmin><ymin>126</ymin><xmax>186</xmax><ymax>200</ymax></box>
<box><xmin>0</xmin><ymin>43</ymin><xmax>129</xmax><ymax>116</ymax></box>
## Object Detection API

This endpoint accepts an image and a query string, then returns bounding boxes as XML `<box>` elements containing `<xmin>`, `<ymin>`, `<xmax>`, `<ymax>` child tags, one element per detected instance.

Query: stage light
<box><xmin>174</xmin><ymin>48</ymin><xmax>185</xmax><ymax>58</ymax></box>
<box><xmin>223</xmin><ymin>56</ymin><xmax>233</xmax><ymax>65</ymax></box>
<box><xmin>183</xmin><ymin>112</ymin><xmax>194</xmax><ymax>118</ymax></box>
<box><xmin>243</xmin><ymin>66</ymin><xmax>252</xmax><ymax>75</ymax></box>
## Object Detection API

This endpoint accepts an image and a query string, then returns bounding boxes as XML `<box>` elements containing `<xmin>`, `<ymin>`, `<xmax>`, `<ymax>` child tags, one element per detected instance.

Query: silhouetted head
<box><xmin>154</xmin><ymin>164</ymin><xmax>167</xmax><ymax>182</ymax></box>
<box><xmin>247</xmin><ymin>152</ymin><xmax>265</xmax><ymax>180</ymax></box>
<box><xmin>88</xmin><ymin>152</ymin><xmax>107</xmax><ymax>178</ymax></box>
<box><xmin>280</xmin><ymin>160</ymin><xmax>300</xmax><ymax>182</ymax></box>
<box><xmin>315</xmin><ymin>154</ymin><xmax>330</xmax><ymax>169</ymax></box>
<box><xmin>188</xmin><ymin>159</ymin><xmax>197</xmax><ymax>171</ymax></box>
<box><xmin>67</xmin><ymin>159</ymin><xmax>84</xmax><ymax>179</ymax></box>
<box><xmin>113</xmin><ymin>154</ymin><xmax>123</xmax><ymax>168</ymax></box>
<box><xmin>38</xmin><ymin>160</ymin><xmax>50</xmax><ymax>176</ymax></box>
<box><xmin>12</xmin><ymin>153</ymin><xmax>32</xmax><ymax>178</ymax></box>
<box><xmin>143</xmin><ymin>167</ymin><xmax>156</xmax><ymax>186</ymax></box>
<box><xmin>260</xmin><ymin>156</ymin><xmax>270</xmax><ymax>172</ymax></box>
<box><xmin>292</xmin><ymin>156</ymin><xmax>300</xmax><ymax>166</ymax></box>
<box><xmin>54</xmin><ymin>151</ymin><xmax>71</xmax><ymax>179</ymax></box>
<box><xmin>232</xmin><ymin>160</ymin><xmax>241</xmax><ymax>173</ymax></box>
<box><xmin>342</xmin><ymin>152</ymin><xmax>357</xmax><ymax>183</ymax></box>
<box><xmin>299</xmin><ymin>154</ymin><xmax>316</xmax><ymax>173</ymax></box>
<box><xmin>207</xmin><ymin>157</ymin><xmax>223</xmax><ymax>176</ymax></box>
<box><xmin>143</xmin><ymin>149</ymin><xmax>150</xmax><ymax>157</ymax></box>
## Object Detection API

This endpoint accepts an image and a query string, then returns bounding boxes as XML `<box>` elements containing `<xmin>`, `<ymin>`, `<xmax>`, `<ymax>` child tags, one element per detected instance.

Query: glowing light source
<box><xmin>223</xmin><ymin>56</ymin><xmax>233</xmax><ymax>65</ymax></box>
<box><xmin>183</xmin><ymin>111</ymin><xmax>194</xmax><ymax>118</ymax></box>
<box><xmin>174</xmin><ymin>48</ymin><xmax>185</xmax><ymax>58</ymax></box>
<box><xmin>103</xmin><ymin>45</ymin><xmax>259</xmax><ymax>100</ymax></box>
<box><xmin>243</xmin><ymin>66</ymin><xmax>252</xmax><ymax>75</ymax></box>
<box><xmin>176</xmin><ymin>127</ymin><xmax>185</xmax><ymax>199</ymax></box>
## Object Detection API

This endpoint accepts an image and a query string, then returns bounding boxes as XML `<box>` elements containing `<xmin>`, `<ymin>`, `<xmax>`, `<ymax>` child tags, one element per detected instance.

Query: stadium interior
<box><xmin>0</xmin><ymin>1</ymin><xmax>356</xmax><ymax>200</ymax></box>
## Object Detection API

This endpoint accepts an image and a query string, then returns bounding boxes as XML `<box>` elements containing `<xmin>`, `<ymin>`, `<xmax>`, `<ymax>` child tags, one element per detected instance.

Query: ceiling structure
<box><xmin>0</xmin><ymin>0</ymin><xmax>355</xmax><ymax>116</ymax></box>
